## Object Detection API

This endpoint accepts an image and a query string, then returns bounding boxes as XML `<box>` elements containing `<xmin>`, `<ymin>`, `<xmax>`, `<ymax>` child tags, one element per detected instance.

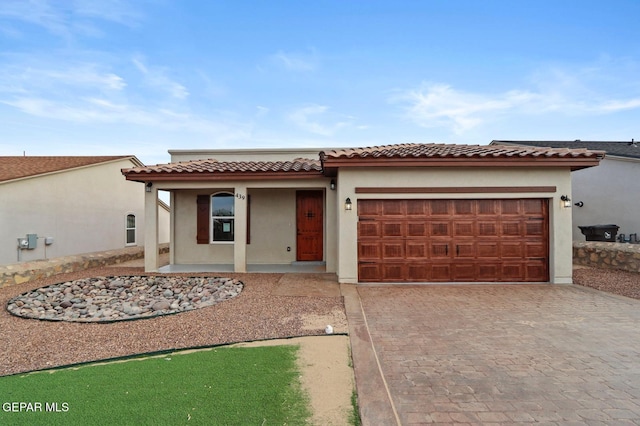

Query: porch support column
<box><xmin>144</xmin><ymin>184</ymin><xmax>159</xmax><ymax>272</ymax></box>
<box><xmin>234</xmin><ymin>185</ymin><xmax>247</xmax><ymax>273</ymax></box>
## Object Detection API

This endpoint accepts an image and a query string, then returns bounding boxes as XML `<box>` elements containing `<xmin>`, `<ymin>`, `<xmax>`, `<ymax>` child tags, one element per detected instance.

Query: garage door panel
<box><xmin>382</xmin><ymin>241</ymin><xmax>405</xmax><ymax>258</ymax></box>
<box><xmin>525</xmin><ymin>242</ymin><xmax>547</xmax><ymax>258</ymax></box>
<box><xmin>478</xmin><ymin>221</ymin><xmax>498</xmax><ymax>236</ymax></box>
<box><xmin>478</xmin><ymin>200</ymin><xmax>499</xmax><ymax>215</ymax></box>
<box><xmin>478</xmin><ymin>263</ymin><xmax>500</xmax><ymax>280</ymax></box>
<box><xmin>430</xmin><ymin>200</ymin><xmax>450</xmax><ymax>215</ymax></box>
<box><xmin>453</xmin><ymin>221</ymin><xmax>474</xmax><ymax>237</ymax></box>
<box><xmin>454</xmin><ymin>200</ymin><xmax>474</xmax><ymax>215</ymax></box>
<box><xmin>501</xmin><ymin>200</ymin><xmax>521</xmax><ymax>215</ymax></box>
<box><xmin>382</xmin><ymin>263</ymin><xmax>405</xmax><ymax>281</ymax></box>
<box><xmin>358</xmin><ymin>200</ymin><xmax>382</xmax><ymax>217</ymax></box>
<box><xmin>502</xmin><ymin>263</ymin><xmax>525</xmax><ymax>280</ymax></box>
<box><xmin>525</xmin><ymin>220</ymin><xmax>545</xmax><ymax>236</ymax></box>
<box><xmin>359</xmin><ymin>241</ymin><xmax>381</xmax><ymax>260</ymax></box>
<box><xmin>357</xmin><ymin>199</ymin><xmax>548</xmax><ymax>283</ymax></box>
<box><xmin>454</xmin><ymin>242</ymin><xmax>475</xmax><ymax>258</ymax></box>
<box><xmin>430</xmin><ymin>263</ymin><xmax>451</xmax><ymax>281</ymax></box>
<box><xmin>382</xmin><ymin>200</ymin><xmax>404</xmax><ymax>216</ymax></box>
<box><xmin>407</xmin><ymin>263</ymin><xmax>428</xmax><ymax>280</ymax></box>
<box><xmin>407</xmin><ymin>221</ymin><xmax>428</xmax><ymax>237</ymax></box>
<box><xmin>406</xmin><ymin>241</ymin><xmax>428</xmax><ymax>258</ymax></box>
<box><xmin>478</xmin><ymin>242</ymin><xmax>500</xmax><ymax>258</ymax></box>
<box><xmin>382</xmin><ymin>221</ymin><xmax>404</xmax><ymax>237</ymax></box>
<box><xmin>429</xmin><ymin>242</ymin><xmax>450</xmax><ymax>258</ymax></box>
<box><xmin>502</xmin><ymin>242</ymin><xmax>524</xmax><ymax>258</ymax></box>
<box><xmin>501</xmin><ymin>221</ymin><xmax>521</xmax><ymax>236</ymax></box>
<box><xmin>358</xmin><ymin>221</ymin><xmax>380</xmax><ymax>237</ymax></box>
<box><xmin>526</xmin><ymin>262</ymin><xmax>548</xmax><ymax>281</ymax></box>
<box><xmin>406</xmin><ymin>200</ymin><xmax>427</xmax><ymax>216</ymax></box>
<box><xmin>523</xmin><ymin>199</ymin><xmax>545</xmax><ymax>214</ymax></box>
<box><xmin>359</xmin><ymin>263</ymin><xmax>381</xmax><ymax>281</ymax></box>
<box><xmin>452</xmin><ymin>263</ymin><xmax>476</xmax><ymax>281</ymax></box>
<box><xmin>431</xmin><ymin>221</ymin><xmax>451</xmax><ymax>236</ymax></box>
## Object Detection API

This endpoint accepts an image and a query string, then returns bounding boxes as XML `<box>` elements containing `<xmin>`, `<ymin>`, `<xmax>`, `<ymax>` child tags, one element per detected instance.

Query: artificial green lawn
<box><xmin>0</xmin><ymin>345</ymin><xmax>310</xmax><ymax>425</ymax></box>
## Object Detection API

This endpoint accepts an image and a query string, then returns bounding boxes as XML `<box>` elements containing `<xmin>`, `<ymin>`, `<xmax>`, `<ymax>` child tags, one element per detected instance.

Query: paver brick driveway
<box><xmin>357</xmin><ymin>284</ymin><xmax>640</xmax><ymax>425</ymax></box>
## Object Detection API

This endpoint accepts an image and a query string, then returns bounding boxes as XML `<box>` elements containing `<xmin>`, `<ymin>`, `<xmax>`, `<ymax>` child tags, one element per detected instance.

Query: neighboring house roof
<box><xmin>0</xmin><ymin>156</ymin><xmax>142</xmax><ymax>183</ymax></box>
<box><xmin>122</xmin><ymin>158</ymin><xmax>323</xmax><ymax>182</ymax></box>
<box><xmin>123</xmin><ymin>143</ymin><xmax>604</xmax><ymax>183</ymax></box>
<box><xmin>492</xmin><ymin>140</ymin><xmax>640</xmax><ymax>160</ymax></box>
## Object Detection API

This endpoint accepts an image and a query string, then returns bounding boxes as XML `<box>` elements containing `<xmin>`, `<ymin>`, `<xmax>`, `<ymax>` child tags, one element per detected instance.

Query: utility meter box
<box><xmin>26</xmin><ymin>234</ymin><xmax>38</xmax><ymax>249</ymax></box>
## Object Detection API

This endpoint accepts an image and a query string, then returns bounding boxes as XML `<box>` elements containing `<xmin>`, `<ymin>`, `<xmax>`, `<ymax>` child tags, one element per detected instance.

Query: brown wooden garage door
<box><xmin>358</xmin><ymin>199</ymin><xmax>549</xmax><ymax>282</ymax></box>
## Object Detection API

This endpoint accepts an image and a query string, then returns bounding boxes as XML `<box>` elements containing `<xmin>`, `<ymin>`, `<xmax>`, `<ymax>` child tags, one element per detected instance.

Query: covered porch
<box><xmin>124</xmin><ymin>157</ymin><xmax>338</xmax><ymax>274</ymax></box>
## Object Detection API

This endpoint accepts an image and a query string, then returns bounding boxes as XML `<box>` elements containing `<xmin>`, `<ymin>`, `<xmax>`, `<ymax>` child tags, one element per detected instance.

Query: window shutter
<box><xmin>196</xmin><ymin>195</ymin><xmax>209</xmax><ymax>244</ymax></box>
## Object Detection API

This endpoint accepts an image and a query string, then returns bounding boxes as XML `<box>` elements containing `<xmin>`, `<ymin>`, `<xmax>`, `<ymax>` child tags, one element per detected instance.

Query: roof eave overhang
<box><xmin>321</xmin><ymin>156</ymin><xmax>603</xmax><ymax>173</ymax></box>
<box><xmin>123</xmin><ymin>170</ymin><xmax>325</xmax><ymax>183</ymax></box>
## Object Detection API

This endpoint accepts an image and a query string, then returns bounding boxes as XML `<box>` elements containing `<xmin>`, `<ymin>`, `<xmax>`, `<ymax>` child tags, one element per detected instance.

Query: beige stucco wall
<box><xmin>335</xmin><ymin>166</ymin><xmax>573</xmax><ymax>284</ymax></box>
<box><xmin>172</xmin><ymin>190</ymin><xmax>235</xmax><ymax>264</ymax></box>
<box><xmin>0</xmin><ymin>158</ymin><xmax>169</xmax><ymax>265</ymax></box>
<box><xmin>570</xmin><ymin>157</ymin><xmax>639</xmax><ymax>240</ymax></box>
<box><xmin>247</xmin><ymin>188</ymin><xmax>297</xmax><ymax>264</ymax></box>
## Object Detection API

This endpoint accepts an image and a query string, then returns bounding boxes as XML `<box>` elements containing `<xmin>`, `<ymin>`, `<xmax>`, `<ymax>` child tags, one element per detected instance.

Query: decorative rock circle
<box><xmin>6</xmin><ymin>276</ymin><xmax>244</xmax><ymax>323</ymax></box>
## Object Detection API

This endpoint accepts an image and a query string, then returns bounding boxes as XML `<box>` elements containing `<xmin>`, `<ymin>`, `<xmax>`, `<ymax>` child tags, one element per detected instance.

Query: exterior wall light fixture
<box><xmin>574</xmin><ymin>201</ymin><xmax>584</xmax><ymax>208</ymax></box>
<box><xmin>345</xmin><ymin>197</ymin><xmax>353</xmax><ymax>211</ymax></box>
<box><xmin>146</xmin><ymin>182</ymin><xmax>153</xmax><ymax>193</ymax></box>
<box><xmin>330</xmin><ymin>179</ymin><xmax>336</xmax><ymax>190</ymax></box>
<box><xmin>560</xmin><ymin>195</ymin><xmax>572</xmax><ymax>208</ymax></box>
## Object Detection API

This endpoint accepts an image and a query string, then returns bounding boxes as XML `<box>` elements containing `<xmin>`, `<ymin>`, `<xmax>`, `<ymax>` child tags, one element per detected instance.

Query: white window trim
<box><xmin>125</xmin><ymin>213</ymin><xmax>136</xmax><ymax>246</ymax></box>
<box><xmin>210</xmin><ymin>192</ymin><xmax>235</xmax><ymax>244</ymax></box>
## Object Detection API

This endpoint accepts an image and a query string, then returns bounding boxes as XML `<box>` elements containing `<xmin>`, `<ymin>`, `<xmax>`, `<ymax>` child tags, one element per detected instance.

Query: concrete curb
<box><xmin>341</xmin><ymin>283</ymin><xmax>399</xmax><ymax>426</ymax></box>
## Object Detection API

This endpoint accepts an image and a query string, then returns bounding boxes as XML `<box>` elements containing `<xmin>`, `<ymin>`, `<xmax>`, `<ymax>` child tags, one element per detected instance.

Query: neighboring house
<box><xmin>0</xmin><ymin>156</ymin><xmax>170</xmax><ymax>265</ymax></box>
<box><xmin>122</xmin><ymin>143</ymin><xmax>602</xmax><ymax>284</ymax></box>
<box><xmin>492</xmin><ymin>140</ymin><xmax>640</xmax><ymax>241</ymax></box>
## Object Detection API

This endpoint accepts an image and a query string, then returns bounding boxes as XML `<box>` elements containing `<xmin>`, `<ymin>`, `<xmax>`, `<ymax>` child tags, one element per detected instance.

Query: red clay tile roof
<box><xmin>320</xmin><ymin>143</ymin><xmax>604</xmax><ymax>160</ymax></box>
<box><xmin>123</xmin><ymin>158</ymin><xmax>323</xmax><ymax>182</ymax></box>
<box><xmin>0</xmin><ymin>156</ymin><xmax>136</xmax><ymax>183</ymax></box>
<box><xmin>123</xmin><ymin>143</ymin><xmax>605</xmax><ymax>183</ymax></box>
<box><xmin>319</xmin><ymin>143</ymin><xmax>604</xmax><ymax>173</ymax></box>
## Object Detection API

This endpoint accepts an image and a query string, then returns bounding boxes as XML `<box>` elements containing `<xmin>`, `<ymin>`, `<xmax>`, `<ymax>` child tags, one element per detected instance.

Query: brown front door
<box><xmin>296</xmin><ymin>190</ymin><xmax>324</xmax><ymax>261</ymax></box>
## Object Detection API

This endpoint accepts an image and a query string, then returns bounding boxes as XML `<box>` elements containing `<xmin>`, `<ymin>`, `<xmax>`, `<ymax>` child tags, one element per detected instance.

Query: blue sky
<box><xmin>1</xmin><ymin>0</ymin><xmax>639</xmax><ymax>166</ymax></box>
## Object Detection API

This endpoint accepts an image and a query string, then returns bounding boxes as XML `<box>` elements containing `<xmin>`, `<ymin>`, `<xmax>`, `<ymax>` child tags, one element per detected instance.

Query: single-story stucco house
<box><xmin>0</xmin><ymin>156</ymin><xmax>170</xmax><ymax>266</ymax></box>
<box><xmin>122</xmin><ymin>143</ymin><xmax>603</xmax><ymax>284</ymax></box>
<box><xmin>492</xmin><ymin>140</ymin><xmax>639</xmax><ymax>241</ymax></box>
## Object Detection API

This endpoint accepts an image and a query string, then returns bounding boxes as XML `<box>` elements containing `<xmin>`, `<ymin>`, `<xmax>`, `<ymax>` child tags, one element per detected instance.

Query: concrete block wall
<box><xmin>0</xmin><ymin>244</ymin><xmax>169</xmax><ymax>289</ymax></box>
<box><xmin>573</xmin><ymin>241</ymin><xmax>640</xmax><ymax>273</ymax></box>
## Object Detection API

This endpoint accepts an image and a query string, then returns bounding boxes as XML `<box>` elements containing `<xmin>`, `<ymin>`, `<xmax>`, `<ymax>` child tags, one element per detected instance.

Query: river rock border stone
<box><xmin>6</xmin><ymin>275</ymin><xmax>243</xmax><ymax>323</ymax></box>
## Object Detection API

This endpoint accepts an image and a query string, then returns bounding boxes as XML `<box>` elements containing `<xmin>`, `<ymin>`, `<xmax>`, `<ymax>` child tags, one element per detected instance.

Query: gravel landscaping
<box><xmin>573</xmin><ymin>265</ymin><xmax>640</xmax><ymax>300</ymax></box>
<box><xmin>1</xmin><ymin>264</ymin><xmax>638</xmax><ymax>377</ymax></box>
<box><xmin>0</xmin><ymin>267</ymin><xmax>344</xmax><ymax>377</ymax></box>
<box><xmin>7</xmin><ymin>276</ymin><xmax>243</xmax><ymax>322</ymax></box>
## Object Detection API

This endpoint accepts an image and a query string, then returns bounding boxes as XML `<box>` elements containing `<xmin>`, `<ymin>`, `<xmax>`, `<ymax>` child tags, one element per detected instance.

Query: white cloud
<box><xmin>271</xmin><ymin>50</ymin><xmax>317</xmax><ymax>72</ymax></box>
<box><xmin>256</xmin><ymin>106</ymin><xmax>269</xmax><ymax>117</ymax></box>
<box><xmin>594</xmin><ymin>99</ymin><xmax>640</xmax><ymax>112</ymax></box>
<box><xmin>1</xmin><ymin>95</ymin><xmax>250</xmax><ymax>141</ymax></box>
<box><xmin>0</xmin><ymin>0</ymin><xmax>141</xmax><ymax>38</ymax></box>
<box><xmin>394</xmin><ymin>73</ymin><xmax>640</xmax><ymax>134</ymax></box>
<box><xmin>287</xmin><ymin>104</ymin><xmax>351</xmax><ymax>136</ymax></box>
<box><xmin>132</xmin><ymin>56</ymin><xmax>189</xmax><ymax>100</ymax></box>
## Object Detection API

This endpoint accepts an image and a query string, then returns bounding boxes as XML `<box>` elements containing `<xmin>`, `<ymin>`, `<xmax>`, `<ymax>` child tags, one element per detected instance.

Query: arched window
<box><xmin>211</xmin><ymin>193</ymin><xmax>234</xmax><ymax>242</ymax></box>
<box><xmin>126</xmin><ymin>214</ymin><xmax>136</xmax><ymax>245</ymax></box>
